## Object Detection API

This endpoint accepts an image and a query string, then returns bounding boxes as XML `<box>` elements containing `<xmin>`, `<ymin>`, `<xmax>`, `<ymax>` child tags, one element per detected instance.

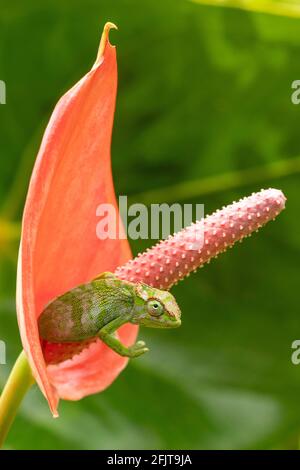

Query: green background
<box><xmin>0</xmin><ymin>0</ymin><xmax>300</xmax><ymax>450</ymax></box>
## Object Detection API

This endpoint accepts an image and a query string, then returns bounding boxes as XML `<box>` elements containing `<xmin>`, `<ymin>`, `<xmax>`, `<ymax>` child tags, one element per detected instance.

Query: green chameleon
<box><xmin>38</xmin><ymin>272</ymin><xmax>181</xmax><ymax>358</ymax></box>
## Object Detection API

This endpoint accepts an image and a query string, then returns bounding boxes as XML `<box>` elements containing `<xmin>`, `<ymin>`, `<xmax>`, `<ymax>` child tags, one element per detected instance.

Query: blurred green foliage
<box><xmin>0</xmin><ymin>0</ymin><xmax>300</xmax><ymax>450</ymax></box>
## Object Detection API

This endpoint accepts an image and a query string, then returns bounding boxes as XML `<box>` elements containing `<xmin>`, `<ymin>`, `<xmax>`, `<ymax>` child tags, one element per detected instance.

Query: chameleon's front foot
<box><xmin>98</xmin><ymin>326</ymin><xmax>149</xmax><ymax>358</ymax></box>
<box><xmin>127</xmin><ymin>340</ymin><xmax>149</xmax><ymax>358</ymax></box>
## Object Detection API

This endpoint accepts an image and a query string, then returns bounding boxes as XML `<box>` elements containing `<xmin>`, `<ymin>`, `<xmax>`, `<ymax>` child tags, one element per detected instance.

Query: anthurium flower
<box><xmin>13</xmin><ymin>22</ymin><xmax>286</xmax><ymax>422</ymax></box>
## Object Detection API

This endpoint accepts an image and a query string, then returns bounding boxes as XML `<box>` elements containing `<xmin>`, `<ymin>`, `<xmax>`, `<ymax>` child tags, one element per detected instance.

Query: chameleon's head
<box><xmin>131</xmin><ymin>283</ymin><xmax>181</xmax><ymax>328</ymax></box>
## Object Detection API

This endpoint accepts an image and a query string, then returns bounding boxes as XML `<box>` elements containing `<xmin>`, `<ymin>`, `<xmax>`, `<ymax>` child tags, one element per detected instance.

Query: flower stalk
<box><xmin>0</xmin><ymin>351</ymin><xmax>34</xmax><ymax>447</ymax></box>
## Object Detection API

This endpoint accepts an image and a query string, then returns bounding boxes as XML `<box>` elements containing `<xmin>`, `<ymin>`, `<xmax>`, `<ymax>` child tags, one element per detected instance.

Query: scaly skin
<box><xmin>38</xmin><ymin>273</ymin><xmax>181</xmax><ymax>359</ymax></box>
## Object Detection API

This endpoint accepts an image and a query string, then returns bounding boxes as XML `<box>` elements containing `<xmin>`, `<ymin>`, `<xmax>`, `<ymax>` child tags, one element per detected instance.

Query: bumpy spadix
<box><xmin>115</xmin><ymin>188</ymin><xmax>286</xmax><ymax>289</ymax></box>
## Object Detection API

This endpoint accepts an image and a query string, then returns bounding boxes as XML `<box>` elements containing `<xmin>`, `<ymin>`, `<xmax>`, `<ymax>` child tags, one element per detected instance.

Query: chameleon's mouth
<box><xmin>147</xmin><ymin>317</ymin><xmax>181</xmax><ymax>329</ymax></box>
<box><xmin>165</xmin><ymin>318</ymin><xmax>181</xmax><ymax>328</ymax></box>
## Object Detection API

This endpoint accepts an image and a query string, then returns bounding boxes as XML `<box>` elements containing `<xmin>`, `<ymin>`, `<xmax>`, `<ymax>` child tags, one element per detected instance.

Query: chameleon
<box><xmin>38</xmin><ymin>272</ymin><xmax>181</xmax><ymax>358</ymax></box>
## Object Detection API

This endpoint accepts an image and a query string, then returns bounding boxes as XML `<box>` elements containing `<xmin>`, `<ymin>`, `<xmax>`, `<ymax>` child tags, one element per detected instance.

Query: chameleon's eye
<box><xmin>147</xmin><ymin>299</ymin><xmax>164</xmax><ymax>317</ymax></box>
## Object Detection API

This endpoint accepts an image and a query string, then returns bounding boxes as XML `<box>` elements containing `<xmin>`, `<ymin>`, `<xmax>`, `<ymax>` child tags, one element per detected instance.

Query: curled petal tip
<box><xmin>104</xmin><ymin>21</ymin><xmax>118</xmax><ymax>32</ymax></box>
<box><xmin>95</xmin><ymin>21</ymin><xmax>118</xmax><ymax>66</ymax></box>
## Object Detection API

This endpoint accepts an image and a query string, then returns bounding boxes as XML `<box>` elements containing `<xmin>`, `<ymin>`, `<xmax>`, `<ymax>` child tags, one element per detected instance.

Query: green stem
<box><xmin>191</xmin><ymin>0</ymin><xmax>300</xmax><ymax>19</ymax></box>
<box><xmin>0</xmin><ymin>350</ymin><xmax>34</xmax><ymax>448</ymax></box>
<box><xmin>130</xmin><ymin>156</ymin><xmax>300</xmax><ymax>205</ymax></box>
